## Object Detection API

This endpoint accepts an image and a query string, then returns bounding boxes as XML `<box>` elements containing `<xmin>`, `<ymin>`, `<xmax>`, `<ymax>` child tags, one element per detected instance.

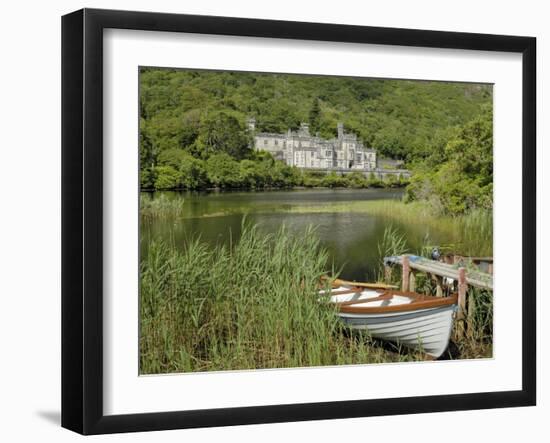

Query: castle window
<box><xmin>274</xmin><ymin>140</ymin><xmax>278</xmax><ymax>146</ymax></box>
<box><xmin>264</xmin><ymin>139</ymin><xmax>268</xmax><ymax>145</ymax></box>
<box><xmin>326</xmin><ymin>150</ymin><xmax>332</xmax><ymax>157</ymax></box>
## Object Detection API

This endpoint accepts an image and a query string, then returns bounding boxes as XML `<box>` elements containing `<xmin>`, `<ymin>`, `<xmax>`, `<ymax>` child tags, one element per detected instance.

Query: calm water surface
<box><xmin>141</xmin><ymin>189</ymin><xmax>447</xmax><ymax>281</ymax></box>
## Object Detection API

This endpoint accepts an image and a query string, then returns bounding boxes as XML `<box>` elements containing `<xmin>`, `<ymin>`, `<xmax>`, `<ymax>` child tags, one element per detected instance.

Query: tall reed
<box><xmin>377</xmin><ymin>225</ymin><xmax>408</xmax><ymax>260</ymax></box>
<box><xmin>454</xmin><ymin>287</ymin><xmax>493</xmax><ymax>359</ymax></box>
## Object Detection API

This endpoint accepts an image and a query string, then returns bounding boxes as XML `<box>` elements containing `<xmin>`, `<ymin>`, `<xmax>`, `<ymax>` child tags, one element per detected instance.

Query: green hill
<box><xmin>140</xmin><ymin>68</ymin><xmax>490</xmax><ymax>160</ymax></box>
<box><xmin>139</xmin><ymin>67</ymin><xmax>492</xmax><ymax>214</ymax></box>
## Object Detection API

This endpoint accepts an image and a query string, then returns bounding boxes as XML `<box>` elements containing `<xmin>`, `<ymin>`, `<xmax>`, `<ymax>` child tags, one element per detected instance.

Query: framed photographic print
<box><xmin>61</xmin><ymin>8</ymin><xmax>536</xmax><ymax>435</ymax></box>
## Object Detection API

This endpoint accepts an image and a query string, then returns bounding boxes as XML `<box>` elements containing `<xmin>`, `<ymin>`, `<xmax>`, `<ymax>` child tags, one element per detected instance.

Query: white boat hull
<box><xmin>337</xmin><ymin>304</ymin><xmax>456</xmax><ymax>358</ymax></box>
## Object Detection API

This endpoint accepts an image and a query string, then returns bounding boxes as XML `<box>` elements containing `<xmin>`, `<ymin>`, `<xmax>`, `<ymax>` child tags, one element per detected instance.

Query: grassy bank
<box><xmin>140</xmin><ymin>223</ymin><xmax>427</xmax><ymax>374</ymax></box>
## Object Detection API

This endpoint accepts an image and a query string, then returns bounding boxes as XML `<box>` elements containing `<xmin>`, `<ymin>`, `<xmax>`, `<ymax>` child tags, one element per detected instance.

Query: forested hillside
<box><xmin>139</xmin><ymin>67</ymin><xmax>493</xmax><ymax>214</ymax></box>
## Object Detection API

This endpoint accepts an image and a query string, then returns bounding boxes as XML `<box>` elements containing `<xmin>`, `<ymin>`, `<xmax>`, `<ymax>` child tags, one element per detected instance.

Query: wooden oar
<box><xmin>332</xmin><ymin>278</ymin><xmax>398</xmax><ymax>290</ymax></box>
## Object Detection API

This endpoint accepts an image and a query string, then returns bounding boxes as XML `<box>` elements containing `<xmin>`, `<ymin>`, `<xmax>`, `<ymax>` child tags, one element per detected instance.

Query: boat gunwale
<box><xmin>333</xmin><ymin>290</ymin><xmax>458</xmax><ymax>314</ymax></box>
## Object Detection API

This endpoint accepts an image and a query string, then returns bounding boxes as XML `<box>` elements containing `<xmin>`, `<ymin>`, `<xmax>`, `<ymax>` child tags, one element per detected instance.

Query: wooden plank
<box><xmin>384</xmin><ymin>256</ymin><xmax>402</xmax><ymax>265</ymax></box>
<box><xmin>407</xmin><ymin>260</ymin><xmax>471</xmax><ymax>281</ymax></box>
<box><xmin>408</xmin><ymin>259</ymin><xmax>492</xmax><ymax>290</ymax></box>
<box><xmin>415</xmin><ymin>258</ymin><xmax>489</xmax><ymax>280</ymax></box>
<box><xmin>411</xmin><ymin>259</ymin><xmax>460</xmax><ymax>273</ymax></box>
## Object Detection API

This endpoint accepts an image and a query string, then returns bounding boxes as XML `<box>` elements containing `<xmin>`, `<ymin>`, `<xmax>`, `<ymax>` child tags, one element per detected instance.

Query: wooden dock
<box><xmin>384</xmin><ymin>255</ymin><xmax>493</xmax><ymax>291</ymax></box>
<box><xmin>384</xmin><ymin>254</ymin><xmax>493</xmax><ymax>338</ymax></box>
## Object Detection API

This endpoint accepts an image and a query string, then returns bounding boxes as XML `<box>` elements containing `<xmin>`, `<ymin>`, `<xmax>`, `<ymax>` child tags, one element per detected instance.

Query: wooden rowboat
<box><xmin>320</xmin><ymin>283</ymin><xmax>458</xmax><ymax>358</ymax></box>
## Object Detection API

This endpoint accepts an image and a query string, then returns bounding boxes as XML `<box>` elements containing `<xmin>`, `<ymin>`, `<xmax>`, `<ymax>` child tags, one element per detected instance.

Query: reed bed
<box><xmin>140</xmin><ymin>193</ymin><xmax>186</xmax><ymax>219</ymax></box>
<box><xmin>453</xmin><ymin>287</ymin><xmax>493</xmax><ymax>359</ymax></box>
<box><xmin>140</xmin><ymin>223</ymin><xmax>423</xmax><ymax>374</ymax></box>
<box><xmin>282</xmin><ymin>200</ymin><xmax>493</xmax><ymax>257</ymax></box>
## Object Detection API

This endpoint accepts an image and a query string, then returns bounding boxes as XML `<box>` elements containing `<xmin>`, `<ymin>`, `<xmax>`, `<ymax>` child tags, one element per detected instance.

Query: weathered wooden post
<box><xmin>402</xmin><ymin>255</ymin><xmax>410</xmax><ymax>292</ymax></box>
<box><xmin>435</xmin><ymin>276</ymin><xmax>444</xmax><ymax>297</ymax></box>
<box><xmin>409</xmin><ymin>270</ymin><xmax>416</xmax><ymax>292</ymax></box>
<box><xmin>384</xmin><ymin>264</ymin><xmax>393</xmax><ymax>284</ymax></box>
<box><xmin>456</xmin><ymin>267</ymin><xmax>467</xmax><ymax>339</ymax></box>
<box><xmin>467</xmin><ymin>290</ymin><xmax>476</xmax><ymax>339</ymax></box>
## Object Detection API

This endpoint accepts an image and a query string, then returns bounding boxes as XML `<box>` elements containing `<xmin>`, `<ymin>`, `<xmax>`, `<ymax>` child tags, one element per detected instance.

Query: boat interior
<box><xmin>319</xmin><ymin>282</ymin><xmax>458</xmax><ymax>313</ymax></box>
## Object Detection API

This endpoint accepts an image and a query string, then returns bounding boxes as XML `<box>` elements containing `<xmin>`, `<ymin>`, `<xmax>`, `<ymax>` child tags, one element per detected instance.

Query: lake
<box><xmin>140</xmin><ymin>188</ymin><xmax>451</xmax><ymax>281</ymax></box>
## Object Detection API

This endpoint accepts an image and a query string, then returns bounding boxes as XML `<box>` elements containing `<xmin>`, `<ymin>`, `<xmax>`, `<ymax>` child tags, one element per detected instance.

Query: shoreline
<box><xmin>139</xmin><ymin>183</ymin><xmax>408</xmax><ymax>193</ymax></box>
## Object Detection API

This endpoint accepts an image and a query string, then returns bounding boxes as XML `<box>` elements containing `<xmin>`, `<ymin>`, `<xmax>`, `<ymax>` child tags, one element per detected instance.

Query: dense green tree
<box><xmin>139</xmin><ymin>118</ymin><xmax>157</xmax><ymax>189</ymax></box>
<box><xmin>140</xmin><ymin>168</ymin><xmax>156</xmax><ymax>190</ymax></box>
<box><xmin>405</xmin><ymin>107</ymin><xmax>493</xmax><ymax>214</ymax></box>
<box><xmin>179</xmin><ymin>154</ymin><xmax>208</xmax><ymax>189</ymax></box>
<box><xmin>239</xmin><ymin>160</ymin><xmax>263</xmax><ymax>188</ymax></box>
<box><xmin>206</xmin><ymin>153</ymin><xmax>241</xmax><ymax>188</ymax></box>
<box><xmin>196</xmin><ymin>112</ymin><xmax>252</xmax><ymax>160</ymax></box>
<box><xmin>309</xmin><ymin>98</ymin><xmax>321</xmax><ymax>135</ymax></box>
<box><xmin>179</xmin><ymin>109</ymin><xmax>201</xmax><ymax>149</ymax></box>
<box><xmin>157</xmin><ymin>148</ymin><xmax>189</xmax><ymax>169</ymax></box>
<box><xmin>154</xmin><ymin>166</ymin><xmax>180</xmax><ymax>190</ymax></box>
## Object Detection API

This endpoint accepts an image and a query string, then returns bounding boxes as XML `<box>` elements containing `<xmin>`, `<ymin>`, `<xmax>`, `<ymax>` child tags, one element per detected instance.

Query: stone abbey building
<box><xmin>248</xmin><ymin>118</ymin><xmax>377</xmax><ymax>171</ymax></box>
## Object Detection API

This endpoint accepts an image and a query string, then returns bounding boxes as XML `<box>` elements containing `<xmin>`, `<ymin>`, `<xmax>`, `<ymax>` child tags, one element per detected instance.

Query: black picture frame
<box><xmin>61</xmin><ymin>8</ymin><xmax>536</xmax><ymax>435</ymax></box>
